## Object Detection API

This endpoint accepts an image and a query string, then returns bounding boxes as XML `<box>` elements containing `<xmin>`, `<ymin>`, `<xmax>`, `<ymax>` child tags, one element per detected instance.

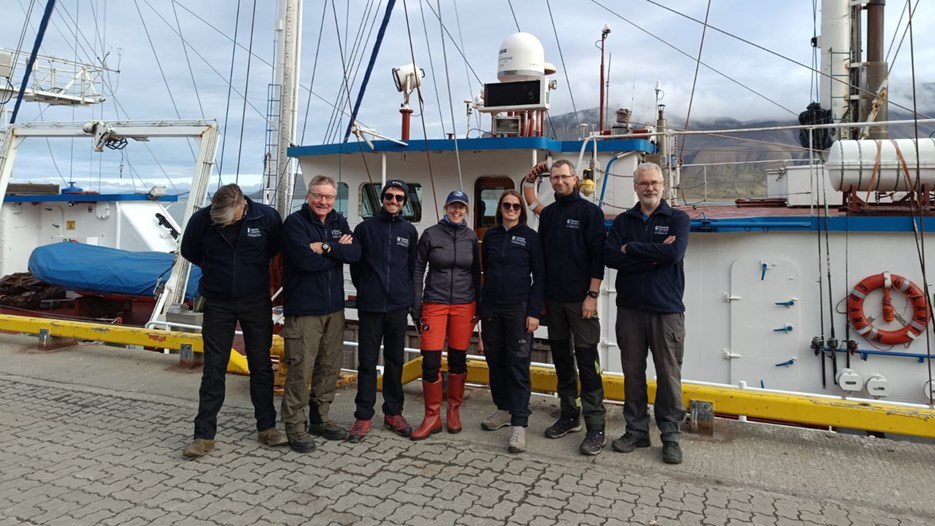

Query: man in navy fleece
<box><xmin>604</xmin><ymin>161</ymin><xmax>690</xmax><ymax>465</ymax></box>
<box><xmin>535</xmin><ymin>159</ymin><xmax>608</xmax><ymax>456</ymax></box>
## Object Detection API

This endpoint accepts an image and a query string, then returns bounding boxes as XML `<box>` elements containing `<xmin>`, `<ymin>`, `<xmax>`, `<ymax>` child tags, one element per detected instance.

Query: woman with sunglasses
<box><xmin>478</xmin><ymin>190</ymin><xmax>545</xmax><ymax>453</ymax></box>
<box><xmin>410</xmin><ymin>190</ymin><xmax>482</xmax><ymax>440</ymax></box>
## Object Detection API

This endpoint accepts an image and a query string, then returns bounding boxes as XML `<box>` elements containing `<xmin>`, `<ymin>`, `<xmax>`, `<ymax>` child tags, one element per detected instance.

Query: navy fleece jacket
<box><xmin>180</xmin><ymin>197</ymin><xmax>281</xmax><ymax>300</ymax></box>
<box><xmin>603</xmin><ymin>200</ymin><xmax>689</xmax><ymax>313</ymax></box>
<box><xmin>281</xmin><ymin>205</ymin><xmax>361</xmax><ymax>316</ymax></box>
<box><xmin>350</xmin><ymin>208</ymin><xmax>419</xmax><ymax>313</ymax></box>
<box><xmin>538</xmin><ymin>190</ymin><xmax>606</xmax><ymax>302</ymax></box>
<box><xmin>481</xmin><ymin>224</ymin><xmax>545</xmax><ymax>318</ymax></box>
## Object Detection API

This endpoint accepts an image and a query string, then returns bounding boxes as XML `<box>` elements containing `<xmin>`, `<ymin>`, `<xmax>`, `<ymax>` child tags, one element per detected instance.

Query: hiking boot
<box><xmin>662</xmin><ymin>442</ymin><xmax>683</xmax><ymax>464</ymax></box>
<box><xmin>508</xmin><ymin>426</ymin><xmax>526</xmax><ymax>453</ymax></box>
<box><xmin>611</xmin><ymin>433</ymin><xmax>651</xmax><ymax>453</ymax></box>
<box><xmin>286</xmin><ymin>427</ymin><xmax>316</xmax><ymax>453</ymax></box>
<box><xmin>257</xmin><ymin>427</ymin><xmax>289</xmax><ymax>447</ymax></box>
<box><xmin>544</xmin><ymin>417</ymin><xmax>582</xmax><ymax>439</ymax></box>
<box><xmin>182</xmin><ymin>438</ymin><xmax>215</xmax><ymax>459</ymax></box>
<box><xmin>348</xmin><ymin>420</ymin><xmax>371</xmax><ymax>443</ymax></box>
<box><xmin>579</xmin><ymin>430</ymin><xmax>605</xmax><ymax>456</ymax></box>
<box><xmin>481</xmin><ymin>409</ymin><xmax>512</xmax><ymax>431</ymax></box>
<box><xmin>308</xmin><ymin>420</ymin><xmax>348</xmax><ymax>441</ymax></box>
<box><xmin>383</xmin><ymin>414</ymin><xmax>412</xmax><ymax>437</ymax></box>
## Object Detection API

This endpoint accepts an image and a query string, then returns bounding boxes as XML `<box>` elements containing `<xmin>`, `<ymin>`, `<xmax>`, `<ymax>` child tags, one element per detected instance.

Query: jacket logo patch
<box><xmin>510</xmin><ymin>235</ymin><xmax>526</xmax><ymax>247</ymax></box>
<box><xmin>246</xmin><ymin>227</ymin><xmax>262</xmax><ymax>238</ymax></box>
<box><xmin>331</xmin><ymin>229</ymin><xmax>344</xmax><ymax>238</ymax></box>
<box><xmin>396</xmin><ymin>236</ymin><xmax>410</xmax><ymax>248</ymax></box>
<box><xmin>654</xmin><ymin>225</ymin><xmax>670</xmax><ymax>235</ymax></box>
<box><xmin>565</xmin><ymin>219</ymin><xmax>580</xmax><ymax>229</ymax></box>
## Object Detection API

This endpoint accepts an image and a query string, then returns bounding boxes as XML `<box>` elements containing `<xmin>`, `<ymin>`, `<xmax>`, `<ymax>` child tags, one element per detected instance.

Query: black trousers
<box><xmin>545</xmin><ymin>300</ymin><xmax>606</xmax><ymax>431</ymax></box>
<box><xmin>354</xmin><ymin>308</ymin><xmax>408</xmax><ymax>421</ymax></box>
<box><xmin>194</xmin><ymin>294</ymin><xmax>277</xmax><ymax>439</ymax></box>
<box><xmin>481</xmin><ymin>303</ymin><xmax>532</xmax><ymax>427</ymax></box>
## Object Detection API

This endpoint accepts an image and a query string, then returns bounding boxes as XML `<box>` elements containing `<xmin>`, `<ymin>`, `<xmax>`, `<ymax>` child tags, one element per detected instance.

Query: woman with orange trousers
<box><xmin>410</xmin><ymin>190</ymin><xmax>481</xmax><ymax>440</ymax></box>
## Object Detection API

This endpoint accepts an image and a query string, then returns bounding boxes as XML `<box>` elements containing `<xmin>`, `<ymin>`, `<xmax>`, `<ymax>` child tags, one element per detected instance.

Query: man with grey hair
<box><xmin>180</xmin><ymin>183</ymin><xmax>287</xmax><ymax>459</ymax></box>
<box><xmin>604</xmin><ymin>161</ymin><xmax>690</xmax><ymax>464</ymax></box>
<box><xmin>280</xmin><ymin>175</ymin><xmax>361</xmax><ymax>452</ymax></box>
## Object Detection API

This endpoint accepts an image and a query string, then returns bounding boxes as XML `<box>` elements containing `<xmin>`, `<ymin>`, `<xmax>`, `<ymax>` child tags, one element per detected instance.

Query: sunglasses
<box><xmin>383</xmin><ymin>193</ymin><xmax>406</xmax><ymax>203</ymax></box>
<box><xmin>501</xmin><ymin>202</ymin><xmax>522</xmax><ymax>211</ymax></box>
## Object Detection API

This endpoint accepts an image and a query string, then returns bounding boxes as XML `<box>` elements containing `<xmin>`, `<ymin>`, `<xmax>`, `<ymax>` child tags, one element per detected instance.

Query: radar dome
<box><xmin>497</xmin><ymin>33</ymin><xmax>545</xmax><ymax>82</ymax></box>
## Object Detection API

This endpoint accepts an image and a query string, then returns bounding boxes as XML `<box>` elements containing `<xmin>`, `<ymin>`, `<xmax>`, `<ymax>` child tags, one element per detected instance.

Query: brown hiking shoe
<box><xmin>285</xmin><ymin>424</ymin><xmax>316</xmax><ymax>453</ymax></box>
<box><xmin>182</xmin><ymin>438</ymin><xmax>215</xmax><ymax>459</ymax></box>
<box><xmin>257</xmin><ymin>427</ymin><xmax>289</xmax><ymax>446</ymax></box>
<box><xmin>308</xmin><ymin>420</ymin><xmax>348</xmax><ymax>441</ymax></box>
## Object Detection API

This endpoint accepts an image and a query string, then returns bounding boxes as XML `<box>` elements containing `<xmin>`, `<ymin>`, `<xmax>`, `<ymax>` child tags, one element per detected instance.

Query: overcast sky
<box><xmin>2</xmin><ymin>0</ymin><xmax>933</xmax><ymax>193</ymax></box>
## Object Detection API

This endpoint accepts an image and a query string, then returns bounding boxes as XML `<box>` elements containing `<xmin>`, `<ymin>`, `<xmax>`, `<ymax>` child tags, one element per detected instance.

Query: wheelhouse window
<box><xmin>360</xmin><ymin>182</ymin><xmax>422</xmax><ymax>222</ymax></box>
<box><xmin>473</xmin><ymin>176</ymin><xmax>515</xmax><ymax>240</ymax></box>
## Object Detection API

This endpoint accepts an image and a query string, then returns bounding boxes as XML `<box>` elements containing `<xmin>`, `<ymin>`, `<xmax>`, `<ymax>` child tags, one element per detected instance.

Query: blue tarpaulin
<box><xmin>28</xmin><ymin>243</ymin><xmax>200</xmax><ymax>301</ymax></box>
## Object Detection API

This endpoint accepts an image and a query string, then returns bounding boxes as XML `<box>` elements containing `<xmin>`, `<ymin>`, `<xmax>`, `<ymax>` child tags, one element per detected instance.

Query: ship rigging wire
<box><xmin>678</xmin><ymin>0</ymin><xmax>712</xmax><ymax>165</ymax></box>
<box><xmin>171</xmin><ymin>2</ymin><xmax>205</xmax><ymax>120</ymax></box>
<box><xmin>8</xmin><ymin>0</ymin><xmax>37</xmax><ymax>86</ymax></box>
<box><xmin>901</xmin><ymin>3</ymin><xmax>934</xmax><ymax>405</ymax></box>
<box><xmin>885</xmin><ymin>0</ymin><xmax>921</xmax><ymax>76</ymax></box>
<box><xmin>545</xmin><ymin>0</ymin><xmax>580</xmax><ymax>131</ymax></box>
<box><xmin>418</xmin><ymin>0</ymin><xmax>447</xmax><ymax>137</ymax></box>
<box><xmin>326</xmin><ymin>0</ymin><xmax>380</xmax><ymax>144</ymax></box>
<box><xmin>435</xmin><ymin>0</ymin><xmax>464</xmax><ymax>192</ymax></box>
<box><xmin>232</xmin><ymin>0</ymin><xmax>259</xmax><ymax>184</ymax></box>
<box><xmin>591</xmin><ymin>0</ymin><xmax>796</xmax><ymax>117</ymax></box>
<box><xmin>402</xmin><ymin>0</ymin><xmax>439</xmax><ymax>220</ymax></box>
<box><xmin>640</xmin><ymin>0</ymin><xmax>929</xmax><ymax>119</ymax></box>
<box><xmin>133</xmin><ymin>1</ymin><xmax>199</xmax><ymax>166</ymax></box>
<box><xmin>299</xmin><ymin>0</ymin><xmax>328</xmax><ymax>145</ymax></box>
<box><xmin>217</xmin><ymin>0</ymin><xmax>242</xmax><ymax>182</ymax></box>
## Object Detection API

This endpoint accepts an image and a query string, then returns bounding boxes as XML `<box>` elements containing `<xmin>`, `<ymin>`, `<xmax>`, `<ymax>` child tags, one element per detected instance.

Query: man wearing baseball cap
<box><xmin>348</xmin><ymin>180</ymin><xmax>419</xmax><ymax>442</ymax></box>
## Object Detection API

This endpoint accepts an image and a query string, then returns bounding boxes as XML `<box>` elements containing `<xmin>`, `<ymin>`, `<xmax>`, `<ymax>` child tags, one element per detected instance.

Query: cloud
<box><xmin>2</xmin><ymin>0</ymin><xmax>933</xmax><ymax>192</ymax></box>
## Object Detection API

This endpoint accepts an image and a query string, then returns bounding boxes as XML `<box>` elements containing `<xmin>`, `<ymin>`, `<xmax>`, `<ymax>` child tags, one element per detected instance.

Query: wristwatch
<box><xmin>321</xmin><ymin>242</ymin><xmax>332</xmax><ymax>254</ymax></box>
<box><xmin>587</xmin><ymin>290</ymin><xmax>599</xmax><ymax>299</ymax></box>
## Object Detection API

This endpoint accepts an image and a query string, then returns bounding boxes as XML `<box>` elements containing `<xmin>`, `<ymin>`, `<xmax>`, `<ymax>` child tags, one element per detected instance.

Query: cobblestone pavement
<box><xmin>1</xmin><ymin>371</ymin><xmax>933</xmax><ymax>526</ymax></box>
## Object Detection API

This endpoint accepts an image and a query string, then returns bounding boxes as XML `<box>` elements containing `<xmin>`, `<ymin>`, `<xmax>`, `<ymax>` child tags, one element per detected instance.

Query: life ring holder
<box><xmin>847</xmin><ymin>272</ymin><xmax>930</xmax><ymax>345</ymax></box>
<box><xmin>523</xmin><ymin>161</ymin><xmax>549</xmax><ymax>215</ymax></box>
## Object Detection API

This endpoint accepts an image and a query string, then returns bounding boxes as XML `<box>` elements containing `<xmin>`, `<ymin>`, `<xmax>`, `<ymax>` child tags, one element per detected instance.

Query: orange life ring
<box><xmin>847</xmin><ymin>272</ymin><xmax>930</xmax><ymax>345</ymax></box>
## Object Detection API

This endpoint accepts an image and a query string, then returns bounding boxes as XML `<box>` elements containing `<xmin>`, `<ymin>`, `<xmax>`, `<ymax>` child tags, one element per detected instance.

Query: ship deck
<box><xmin>1</xmin><ymin>332</ymin><xmax>933</xmax><ymax>525</ymax></box>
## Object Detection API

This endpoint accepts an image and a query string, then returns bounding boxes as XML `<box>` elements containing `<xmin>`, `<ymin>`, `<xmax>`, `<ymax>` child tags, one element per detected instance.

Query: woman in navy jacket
<box><xmin>479</xmin><ymin>190</ymin><xmax>544</xmax><ymax>454</ymax></box>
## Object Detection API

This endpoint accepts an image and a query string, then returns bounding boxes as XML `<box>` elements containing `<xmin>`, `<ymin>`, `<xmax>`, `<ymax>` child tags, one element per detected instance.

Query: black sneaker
<box><xmin>611</xmin><ymin>433</ymin><xmax>651</xmax><ymax>453</ymax></box>
<box><xmin>544</xmin><ymin>417</ymin><xmax>582</xmax><ymax>439</ymax></box>
<box><xmin>308</xmin><ymin>420</ymin><xmax>348</xmax><ymax>441</ymax></box>
<box><xmin>662</xmin><ymin>442</ymin><xmax>683</xmax><ymax>464</ymax></box>
<box><xmin>579</xmin><ymin>430</ymin><xmax>605</xmax><ymax>456</ymax></box>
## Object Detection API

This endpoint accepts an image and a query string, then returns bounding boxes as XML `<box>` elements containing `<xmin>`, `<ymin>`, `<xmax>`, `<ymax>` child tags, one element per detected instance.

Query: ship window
<box><xmin>360</xmin><ymin>182</ymin><xmax>422</xmax><ymax>222</ymax></box>
<box><xmin>335</xmin><ymin>182</ymin><xmax>349</xmax><ymax>217</ymax></box>
<box><xmin>473</xmin><ymin>176</ymin><xmax>515</xmax><ymax>239</ymax></box>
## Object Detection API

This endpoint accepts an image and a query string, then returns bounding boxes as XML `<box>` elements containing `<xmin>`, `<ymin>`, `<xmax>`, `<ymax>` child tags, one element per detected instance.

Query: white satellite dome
<box><xmin>497</xmin><ymin>33</ymin><xmax>545</xmax><ymax>82</ymax></box>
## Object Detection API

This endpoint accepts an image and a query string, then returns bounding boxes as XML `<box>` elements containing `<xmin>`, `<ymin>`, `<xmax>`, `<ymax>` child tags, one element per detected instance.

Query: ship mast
<box><xmin>264</xmin><ymin>0</ymin><xmax>303</xmax><ymax>215</ymax></box>
<box><xmin>819</xmin><ymin>0</ymin><xmax>889</xmax><ymax>140</ymax></box>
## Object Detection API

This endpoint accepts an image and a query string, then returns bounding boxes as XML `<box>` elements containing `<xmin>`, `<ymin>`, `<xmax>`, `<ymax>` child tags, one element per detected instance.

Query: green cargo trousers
<box><xmin>280</xmin><ymin>311</ymin><xmax>345</xmax><ymax>426</ymax></box>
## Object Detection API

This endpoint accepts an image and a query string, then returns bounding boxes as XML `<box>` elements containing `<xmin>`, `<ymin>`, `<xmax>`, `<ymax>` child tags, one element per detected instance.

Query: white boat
<box><xmin>2</xmin><ymin>1</ymin><xmax>934</xmax><ymax>416</ymax></box>
<box><xmin>285</xmin><ymin>0</ymin><xmax>935</xmax><ymax>409</ymax></box>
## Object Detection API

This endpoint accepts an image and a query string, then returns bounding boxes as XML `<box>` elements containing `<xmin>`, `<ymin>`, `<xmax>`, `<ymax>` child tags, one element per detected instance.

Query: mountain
<box><xmin>547</xmin><ymin>108</ymin><xmax>935</xmax><ymax>200</ymax></box>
